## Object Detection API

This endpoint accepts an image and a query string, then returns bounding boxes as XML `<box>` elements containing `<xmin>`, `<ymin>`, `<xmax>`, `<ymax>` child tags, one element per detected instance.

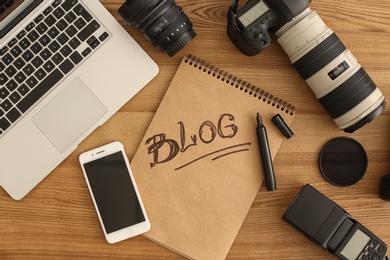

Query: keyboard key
<box><xmin>0</xmin><ymin>73</ymin><xmax>9</xmax><ymax>84</ymax></box>
<box><xmin>18</xmin><ymin>84</ymin><xmax>30</xmax><ymax>96</ymax></box>
<box><xmin>5</xmin><ymin>65</ymin><xmax>17</xmax><ymax>78</ymax></box>
<box><xmin>52</xmin><ymin>53</ymin><xmax>64</xmax><ymax>65</ymax></box>
<box><xmin>48</xmin><ymin>40</ymin><xmax>61</xmax><ymax>53</ymax></box>
<box><xmin>31</xmin><ymin>42</ymin><xmax>43</xmax><ymax>54</ymax></box>
<box><xmin>62</xmin><ymin>0</ymin><xmax>78</xmax><ymax>12</ymax></box>
<box><xmin>15</xmin><ymin>71</ymin><xmax>27</xmax><ymax>84</ymax></box>
<box><xmin>34</xmin><ymin>14</ymin><xmax>44</xmax><ymax>24</ymax></box>
<box><xmin>40</xmin><ymin>48</ymin><xmax>52</xmax><ymax>61</ymax></box>
<box><xmin>90</xmin><ymin>39</ymin><xmax>100</xmax><ymax>49</ymax></box>
<box><xmin>59</xmin><ymin>59</ymin><xmax>74</xmax><ymax>74</ymax></box>
<box><xmin>43</xmin><ymin>6</ymin><xmax>53</xmax><ymax>16</ymax></box>
<box><xmin>52</xmin><ymin>0</ymin><xmax>62</xmax><ymax>8</ymax></box>
<box><xmin>23</xmin><ymin>64</ymin><xmax>35</xmax><ymax>76</ymax></box>
<box><xmin>0</xmin><ymin>117</ymin><xmax>11</xmax><ymax>131</ymax></box>
<box><xmin>26</xmin><ymin>76</ymin><xmax>38</xmax><ymax>88</ymax></box>
<box><xmin>56</xmin><ymin>19</ymin><xmax>68</xmax><ymax>31</ymax></box>
<box><xmin>0</xmin><ymin>87</ymin><xmax>10</xmax><ymax>100</ymax></box>
<box><xmin>2</xmin><ymin>53</ymin><xmax>14</xmax><ymax>65</ymax></box>
<box><xmin>6</xmin><ymin>108</ymin><xmax>21</xmax><ymax>123</ymax></box>
<box><xmin>39</xmin><ymin>34</ymin><xmax>51</xmax><ymax>46</ymax></box>
<box><xmin>99</xmin><ymin>32</ymin><xmax>109</xmax><ymax>42</ymax></box>
<box><xmin>44</xmin><ymin>15</ymin><xmax>57</xmax><ymax>27</ymax></box>
<box><xmin>34</xmin><ymin>68</ymin><xmax>47</xmax><ymax>80</ymax></box>
<box><xmin>74</xmin><ymin>4</ymin><xmax>92</xmax><ymax>22</ymax></box>
<box><xmin>22</xmin><ymin>49</ymin><xmax>34</xmax><ymax>62</ymax></box>
<box><xmin>81</xmin><ymin>47</ymin><xmax>91</xmax><ymax>57</ymax></box>
<box><xmin>8</xmin><ymin>38</ymin><xmax>18</xmax><ymax>48</ymax></box>
<box><xmin>68</xmin><ymin>37</ymin><xmax>80</xmax><ymax>49</ymax></box>
<box><xmin>31</xmin><ymin>56</ymin><xmax>43</xmax><ymax>68</ymax></box>
<box><xmin>77</xmin><ymin>20</ymin><xmax>99</xmax><ymax>41</ymax></box>
<box><xmin>64</xmin><ymin>11</ymin><xmax>76</xmax><ymax>23</ymax></box>
<box><xmin>57</xmin><ymin>32</ymin><xmax>69</xmax><ymax>44</ymax></box>
<box><xmin>6</xmin><ymin>79</ymin><xmax>18</xmax><ymax>91</ymax></box>
<box><xmin>0</xmin><ymin>46</ymin><xmax>8</xmax><ymax>55</ymax></box>
<box><xmin>18</xmin><ymin>38</ymin><xmax>31</xmax><ymax>50</ymax></box>
<box><xmin>69</xmin><ymin>51</ymin><xmax>82</xmax><ymax>65</ymax></box>
<box><xmin>27</xmin><ymin>30</ymin><xmax>39</xmax><ymax>42</ymax></box>
<box><xmin>10</xmin><ymin>92</ymin><xmax>21</xmax><ymax>104</ymax></box>
<box><xmin>10</xmin><ymin>45</ymin><xmax>22</xmax><ymax>57</ymax></box>
<box><xmin>87</xmin><ymin>35</ymin><xmax>100</xmax><ymax>49</ymax></box>
<box><xmin>53</xmin><ymin>7</ymin><xmax>65</xmax><ymax>19</ymax></box>
<box><xmin>65</xmin><ymin>25</ymin><xmax>77</xmax><ymax>37</ymax></box>
<box><xmin>17</xmin><ymin>69</ymin><xmax>63</xmax><ymax>113</ymax></box>
<box><xmin>48</xmin><ymin>27</ymin><xmax>60</xmax><ymax>39</ymax></box>
<box><xmin>0</xmin><ymin>61</ymin><xmax>5</xmax><ymax>71</ymax></box>
<box><xmin>74</xmin><ymin>17</ymin><xmax>86</xmax><ymax>30</ymax></box>
<box><xmin>86</xmin><ymin>35</ymin><xmax>96</xmax><ymax>45</ymax></box>
<box><xmin>36</xmin><ymin>23</ymin><xmax>48</xmax><ymax>34</ymax></box>
<box><xmin>0</xmin><ymin>99</ymin><xmax>12</xmax><ymax>112</ymax></box>
<box><xmin>25</xmin><ymin>22</ymin><xmax>35</xmax><ymax>31</ymax></box>
<box><xmin>43</xmin><ymin>60</ymin><xmax>55</xmax><ymax>73</ymax></box>
<box><xmin>60</xmin><ymin>45</ymin><xmax>72</xmax><ymax>57</ymax></box>
<box><xmin>17</xmin><ymin>30</ymin><xmax>27</xmax><ymax>40</ymax></box>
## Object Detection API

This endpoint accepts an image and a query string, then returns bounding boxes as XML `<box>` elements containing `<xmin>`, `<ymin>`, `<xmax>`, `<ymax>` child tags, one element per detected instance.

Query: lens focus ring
<box><xmin>293</xmin><ymin>33</ymin><xmax>346</xmax><ymax>80</ymax></box>
<box><xmin>319</xmin><ymin>67</ymin><xmax>377</xmax><ymax>119</ymax></box>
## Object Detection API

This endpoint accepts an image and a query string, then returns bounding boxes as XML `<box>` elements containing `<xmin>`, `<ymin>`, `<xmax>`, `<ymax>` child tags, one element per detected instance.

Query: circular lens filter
<box><xmin>319</xmin><ymin>137</ymin><xmax>367</xmax><ymax>186</ymax></box>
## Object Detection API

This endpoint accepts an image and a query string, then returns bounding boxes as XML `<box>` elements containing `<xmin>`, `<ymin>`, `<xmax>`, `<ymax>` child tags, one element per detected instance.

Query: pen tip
<box><xmin>256</xmin><ymin>113</ymin><xmax>262</xmax><ymax>125</ymax></box>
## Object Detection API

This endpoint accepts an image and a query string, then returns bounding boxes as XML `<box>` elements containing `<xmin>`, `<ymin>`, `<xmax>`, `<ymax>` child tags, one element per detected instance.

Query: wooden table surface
<box><xmin>1</xmin><ymin>0</ymin><xmax>389</xmax><ymax>259</ymax></box>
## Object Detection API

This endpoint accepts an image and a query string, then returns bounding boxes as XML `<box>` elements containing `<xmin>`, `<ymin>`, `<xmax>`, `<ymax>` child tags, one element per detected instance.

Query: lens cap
<box><xmin>319</xmin><ymin>137</ymin><xmax>367</xmax><ymax>186</ymax></box>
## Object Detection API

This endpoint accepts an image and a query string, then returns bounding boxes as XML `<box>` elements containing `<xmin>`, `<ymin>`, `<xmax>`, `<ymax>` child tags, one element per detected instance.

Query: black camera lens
<box><xmin>118</xmin><ymin>0</ymin><xmax>196</xmax><ymax>57</ymax></box>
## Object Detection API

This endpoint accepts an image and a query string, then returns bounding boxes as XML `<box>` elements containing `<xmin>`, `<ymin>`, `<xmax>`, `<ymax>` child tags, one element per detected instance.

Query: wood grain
<box><xmin>1</xmin><ymin>0</ymin><xmax>389</xmax><ymax>259</ymax></box>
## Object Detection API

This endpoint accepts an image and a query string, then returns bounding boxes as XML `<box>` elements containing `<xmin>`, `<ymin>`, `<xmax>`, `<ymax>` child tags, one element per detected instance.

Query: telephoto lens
<box><xmin>118</xmin><ymin>0</ymin><xmax>196</xmax><ymax>57</ymax></box>
<box><xmin>276</xmin><ymin>8</ymin><xmax>386</xmax><ymax>133</ymax></box>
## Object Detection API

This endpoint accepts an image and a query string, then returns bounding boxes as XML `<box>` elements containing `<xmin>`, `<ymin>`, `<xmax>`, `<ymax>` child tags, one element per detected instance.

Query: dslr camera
<box><xmin>227</xmin><ymin>0</ymin><xmax>386</xmax><ymax>133</ymax></box>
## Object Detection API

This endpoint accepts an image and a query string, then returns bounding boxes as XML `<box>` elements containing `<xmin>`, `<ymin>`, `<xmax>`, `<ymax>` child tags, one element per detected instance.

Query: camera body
<box><xmin>227</xmin><ymin>0</ymin><xmax>311</xmax><ymax>56</ymax></box>
<box><xmin>284</xmin><ymin>185</ymin><xmax>388</xmax><ymax>260</ymax></box>
<box><xmin>227</xmin><ymin>0</ymin><xmax>386</xmax><ymax>133</ymax></box>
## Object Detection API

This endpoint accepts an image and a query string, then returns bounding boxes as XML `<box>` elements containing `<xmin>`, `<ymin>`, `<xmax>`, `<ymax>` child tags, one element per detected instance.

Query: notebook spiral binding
<box><xmin>185</xmin><ymin>54</ymin><xmax>295</xmax><ymax>115</ymax></box>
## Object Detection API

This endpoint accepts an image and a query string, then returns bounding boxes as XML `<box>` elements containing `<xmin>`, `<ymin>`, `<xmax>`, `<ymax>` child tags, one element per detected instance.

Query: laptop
<box><xmin>0</xmin><ymin>0</ymin><xmax>159</xmax><ymax>200</ymax></box>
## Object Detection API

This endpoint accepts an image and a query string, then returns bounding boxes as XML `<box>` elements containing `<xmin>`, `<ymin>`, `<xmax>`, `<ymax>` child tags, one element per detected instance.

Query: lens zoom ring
<box><xmin>293</xmin><ymin>33</ymin><xmax>346</xmax><ymax>80</ymax></box>
<box><xmin>319</xmin><ymin>67</ymin><xmax>377</xmax><ymax>119</ymax></box>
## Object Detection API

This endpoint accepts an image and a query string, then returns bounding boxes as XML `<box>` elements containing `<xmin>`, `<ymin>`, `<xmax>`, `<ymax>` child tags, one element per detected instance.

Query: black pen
<box><xmin>256</xmin><ymin>113</ymin><xmax>276</xmax><ymax>191</ymax></box>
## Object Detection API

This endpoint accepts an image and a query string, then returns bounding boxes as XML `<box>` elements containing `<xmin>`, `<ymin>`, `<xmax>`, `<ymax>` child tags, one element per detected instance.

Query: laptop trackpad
<box><xmin>32</xmin><ymin>78</ymin><xmax>108</xmax><ymax>152</ymax></box>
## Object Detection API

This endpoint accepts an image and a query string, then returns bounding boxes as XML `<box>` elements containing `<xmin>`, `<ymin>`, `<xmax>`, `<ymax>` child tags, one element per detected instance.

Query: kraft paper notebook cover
<box><xmin>131</xmin><ymin>55</ymin><xmax>295</xmax><ymax>260</ymax></box>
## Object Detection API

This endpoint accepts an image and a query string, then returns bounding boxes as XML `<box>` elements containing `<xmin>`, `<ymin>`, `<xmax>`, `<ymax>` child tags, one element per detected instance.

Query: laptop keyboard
<box><xmin>0</xmin><ymin>0</ymin><xmax>110</xmax><ymax>137</ymax></box>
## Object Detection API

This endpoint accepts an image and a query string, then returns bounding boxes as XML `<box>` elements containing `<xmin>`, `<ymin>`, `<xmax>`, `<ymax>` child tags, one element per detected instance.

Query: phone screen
<box><xmin>83</xmin><ymin>151</ymin><xmax>145</xmax><ymax>234</ymax></box>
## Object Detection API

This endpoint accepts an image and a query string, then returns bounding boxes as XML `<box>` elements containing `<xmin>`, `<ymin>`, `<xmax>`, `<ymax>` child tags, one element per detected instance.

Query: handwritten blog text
<box><xmin>145</xmin><ymin>113</ymin><xmax>251</xmax><ymax>170</ymax></box>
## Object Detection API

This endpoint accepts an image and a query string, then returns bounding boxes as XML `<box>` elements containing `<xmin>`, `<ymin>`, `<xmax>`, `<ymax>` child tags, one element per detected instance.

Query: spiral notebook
<box><xmin>131</xmin><ymin>55</ymin><xmax>295</xmax><ymax>260</ymax></box>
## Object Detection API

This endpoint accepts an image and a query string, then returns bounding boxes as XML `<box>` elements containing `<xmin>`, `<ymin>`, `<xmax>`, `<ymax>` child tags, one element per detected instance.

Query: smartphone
<box><xmin>79</xmin><ymin>141</ymin><xmax>150</xmax><ymax>243</ymax></box>
<box><xmin>283</xmin><ymin>184</ymin><xmax>388</xmax><ymax>260</ymax></box>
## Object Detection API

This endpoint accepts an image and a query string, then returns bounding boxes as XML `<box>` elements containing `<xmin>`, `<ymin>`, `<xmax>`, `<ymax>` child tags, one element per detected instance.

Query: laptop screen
<box><xmin>0</xmin><ymin>0</ymin><xmax>41</xmax><ymax>39</ymax></box>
